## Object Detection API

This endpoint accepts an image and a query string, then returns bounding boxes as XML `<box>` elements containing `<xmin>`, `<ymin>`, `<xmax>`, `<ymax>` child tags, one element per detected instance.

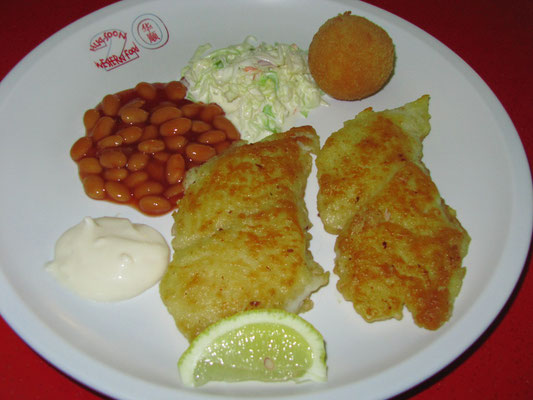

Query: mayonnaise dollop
<box><xmin>46</xmin><ymin>217</ymin><xmax>170</xmax><ymax>302</ymax></box>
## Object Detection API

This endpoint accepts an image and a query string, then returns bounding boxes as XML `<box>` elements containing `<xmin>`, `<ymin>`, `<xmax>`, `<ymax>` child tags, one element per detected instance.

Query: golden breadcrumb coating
<box><xmin>308</xmin><ymin>11</ymin><xmax>395</xmax><ymax>100</ymax></box>
<box><xmin>316</xmin><ymin>96</ymin><xmax>470</xmax><ymax>329</ymax></box>
<box><xmin>160</xmin><ymin>126</ymin><xmax>329</xmax><ymax>341</ymax></box>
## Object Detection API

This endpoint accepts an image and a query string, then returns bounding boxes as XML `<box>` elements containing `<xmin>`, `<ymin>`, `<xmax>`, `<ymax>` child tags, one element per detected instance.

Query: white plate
<box><xmin>1</xmin><ymin>0</ymin><xmax>531</xmax><ymax>399</ymax></box>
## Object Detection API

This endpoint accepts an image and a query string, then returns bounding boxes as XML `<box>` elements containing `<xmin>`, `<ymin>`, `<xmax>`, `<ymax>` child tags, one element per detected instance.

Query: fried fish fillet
<box><xmin>316</xmin><ymin>96</ymin><xmax>470</xmax><ymax>329</ymax></box>
<box><xmin>160</xmin><ymin>126</ymin><xmax>329</xmax><ymax>341</ymax></box>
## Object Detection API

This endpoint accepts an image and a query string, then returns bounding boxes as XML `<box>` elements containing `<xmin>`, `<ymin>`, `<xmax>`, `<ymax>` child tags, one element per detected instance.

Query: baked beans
<box><xmin>119</xmin><ymin>126</ymin><xmax>143</xmax><ymax>144</ymax></box>
<box><xmin>83</xmin><ymin>109</ymin><xmax>100</xmax><ymax>131</ymax></box>
<box><xmin>101</xmin><ymin>94</ymin><xmax>121</xmax><ymax>116</ymax></box>
<box><xmin>197</xmin><ymin>130</ymin><xmax>226</xmax><ymax>144</ymax></box>
<box><xmin>78</xmin><ymin>157</ymin><xmax>103</xmax><ymax>175</ymax></box>
<box><xmin>92</xmin><ymin>116</ymin><xmax>115</xmax><ymax>141</ymax></box>
<box><xmin>70</xmin><ymin>137</ymin><xmax>93</xmax><ymax>161</ymax></box>
<box><xmin>70</xmin><ymin>81</ymin><xmax>241</xmax><ymax>215</ymax></box>
<box><xmin>185</xmin><ymin>143</ymin><xmax>216</xmax><ymax>163</ymax></box>
<box><xmin>150</xmin><ymin>106</ymin><xmax>182</xmax><ymax>125</ymax></box>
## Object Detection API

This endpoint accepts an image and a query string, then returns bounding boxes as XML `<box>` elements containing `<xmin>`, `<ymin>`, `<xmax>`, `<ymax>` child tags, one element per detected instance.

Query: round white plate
<box><xmin>1</xmin><ymin>1</ymin><xmax>531</xmax><ymax>399</ymax></box>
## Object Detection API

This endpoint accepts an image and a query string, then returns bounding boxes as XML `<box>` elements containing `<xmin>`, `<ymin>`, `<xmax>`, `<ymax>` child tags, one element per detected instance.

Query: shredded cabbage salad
<box><xmin>181</xmin><ymin>36</ymin><xmax>326</xmax><ymax>142</ymax></box>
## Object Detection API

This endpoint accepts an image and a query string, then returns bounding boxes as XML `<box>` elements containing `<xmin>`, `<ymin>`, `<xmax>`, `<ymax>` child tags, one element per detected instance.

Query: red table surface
<box><xmin>1</xmin><ymin>0</ymin><xmax>531</xmax><ymax>399</ymax></box>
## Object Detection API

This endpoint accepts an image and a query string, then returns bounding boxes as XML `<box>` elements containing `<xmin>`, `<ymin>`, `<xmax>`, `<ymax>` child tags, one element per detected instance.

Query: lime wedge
<box><xmin>178</xmin><ymin>309</ymin><xmax>327</xmax><ymax>387</ymax></box>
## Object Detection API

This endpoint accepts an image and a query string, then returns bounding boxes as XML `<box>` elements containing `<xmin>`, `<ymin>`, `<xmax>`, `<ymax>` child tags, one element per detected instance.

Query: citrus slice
<box><xmin>178</xmin><ymin>309</ymin><xmax>327</xmax><ymax>387</ymax></box>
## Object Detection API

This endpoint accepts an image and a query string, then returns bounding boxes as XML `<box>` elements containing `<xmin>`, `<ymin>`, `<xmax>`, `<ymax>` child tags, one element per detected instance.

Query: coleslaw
<box><xmin>181</xmin><ymin>36</ymin><xmax>326</xmax><ymax>142</ymax></box>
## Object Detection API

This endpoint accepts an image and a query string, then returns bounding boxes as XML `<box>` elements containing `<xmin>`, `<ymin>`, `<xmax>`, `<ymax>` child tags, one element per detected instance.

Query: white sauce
<box><xmin>46</xmin><ymin>217</ymin><xmax>170</xmax><ymax>302</ymax></box>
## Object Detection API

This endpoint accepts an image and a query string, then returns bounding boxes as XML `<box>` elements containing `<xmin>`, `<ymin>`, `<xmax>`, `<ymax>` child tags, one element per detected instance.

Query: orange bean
<box><xmin>199</xmin><ymin>103</ymin><xmax>224</xmax><ymax>122</ymax></box>
<box><xmin>101</xmin><ymin>94</ymin><xmax>121</xmax><ymax>116</ymax></box>
<box><xmin>83</xmin><ymin>109</ymin><xmax>100</xmax><ymax>131</ymax></box>
<box><xmin>212</xmin><ymin>115</ymin><xmax>240</xmax><ymax>140</ymax></box>
<box><xmin>141</xmin><ymin>125</ymin><xmax>159</xmax><ymax>141</ymax></box>
<box><xmin>214</xmin><ymin>140</ymin><xmax>232</xmax><ymax>154</ymax></box>
<box><xmin>181</xmin><ymin>103</ymin><xmax>202</xmax><ymax>118</ymax></box>
<box><xmin>187</xmin><ymin>160</ymin><xmax>202</xmax><ymax>169</ymax></box>
<box><xmin>97</xmin><ymin>134</ymin><xmax>123</xmax><ymax>149</ymax></box>
<box><xmin>185</xmin><ymin>143</ymin><xmax>216</xmax><ymax>162</ymax></box>
<box><xmin>133</xmin><ymin>180</ymin><xmax>164</xmax><ymax>199</ymax></box>
<box><xmin>83</xmin><ymin>175</ymin><xmax>105</xmax><ymax>200</ymax></box>
<box><xmin>154</xmin><ymin>101</ymin><xmax>177</xmax><ymax>109</ymax></box>
<box><xmin>70</xmin><ymin>137</ymin><xmax>93</xmax><ymax>161</ymax></box>
<box><xmin>164</xmin><ymin>135</ymin><xmax>188</xmax><ymax>151</ymax></box>
<box><xmin>153</xmin><ymin>151</ymin><xmax>170</xmax><ymax>162</ymax></box>
<box><xmin>150</xmin><ymin>106</ymin><xmax>182</xmax><ymax>125</ymax></box>
<box><xmin>191</xmin><ymin>120</ymin><xmax>212</xmax><ymax>133</ymax></box>
<box><xmin>118</xmin><ymin>126</ymin><xmax>143</xmax><ymax>144</ymax></box>
<box><xmin>105</xmin><ymin>181</ymin><xmax>131</xmax><ymax>202</ymax></box>
<box><xmin>197</xmin><ymin>130</ymin><xmax>226</xmax><ymax>144</ymax></box>
<box><xmin>138</xmin><ymin>195</ymin><xmax>171</xmax><ymax>214</ymax></box>
<box><xmin>120</xmin><ymin>98</ymin><xmax>145</xmax><ymax>110</ymax></box>
<box><xmin>103</xmin><ymin>168</ymin><xmax>128</xmax><ymax>181</ymax></box>
<box><xmin>121</xmin><ymin>146</ymin><xmax>134</xmax><ymax>158</ymax></box>
<box><xmin>160</xmin><ymin>117</ymin><xmax>192</xmax><ymax>136</ymax></box>
<box><xmin>165</xmin><ymin>81</ymin><xmax>187</xmax><ymax>101</ymax></box>
<box><xmin>78</xmin><ymin>157</ymin><xmax>103</xmax><ymax>174</ymax></box>
<box><xmin>138</xmin><ymin>139</ymin><xmax>165</xmax><ymax>153</ymax></box>
<box><xmin>135</xmin><ymin>82</ymin><xmax>157</xmax><ymax>100</ymax></box>
<box><xmin>166</xmin><ymin>154</ymin><xmax>185</xmax><ymax>184</ymax></box>
<box><xmin>146</xmin><ymin>160</ymin><xmax>165</xmax><ymax>181</ymax></box>
<box><xmin>119</xmin><ymin>107</ymin><xmax>149</xmax><ymax>124</ymax></box>
<box><xmin>127</xmin><ymin>152</ymin><xmax>149</xmax><ymax>171</ymax></box>
<box><xmin>163</xmin><ymin>183</ymin><xmax>184</xmax><ymax>199</ymax></box>
<box><xmin>124</xmin><ymin>171</ymin><xmax>149</xmax><ymax>188</ymax></box>
<box><xmin>92</xmin><ymin>116</ymin><xmax>115</xmax><ymax>141</ymax></box>
<box><xmin>99</xmin><ymin>149</ymin><xmax>127</xmax><ymax>168</ymax></box>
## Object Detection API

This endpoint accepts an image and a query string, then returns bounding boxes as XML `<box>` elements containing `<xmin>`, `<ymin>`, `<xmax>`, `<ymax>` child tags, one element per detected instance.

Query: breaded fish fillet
<box><xmin>316</xmin><ymin>96</ymin><xmax>470</xmax><ymax>329</ymax></box>
<box><xmin>160</xmin><ymin>126</ymin><xmax>329</xmax><ymax>341</ymax></box>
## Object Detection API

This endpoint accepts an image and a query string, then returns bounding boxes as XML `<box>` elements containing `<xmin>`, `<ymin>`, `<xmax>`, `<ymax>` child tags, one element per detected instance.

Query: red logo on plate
<box><xmin>89</xmin><ymin>13</ymin><xmax>169</xmax><ymax>71</ymax></box>
<box><xmin>132</xmin><ymin>14</ymin><xmax>169</xmax><ymax>49</ymax></box>
<box><xmin>90</xmin><ymin>29</ymin><xmax>140</xmax><ymax>71</ymax></box>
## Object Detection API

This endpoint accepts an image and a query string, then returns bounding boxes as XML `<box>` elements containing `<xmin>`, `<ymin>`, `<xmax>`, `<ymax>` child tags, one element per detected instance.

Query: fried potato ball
<box><xmin>308</xmin><ymin>11</ymin><xmax>395</xmax><ymax>100</ymax></box>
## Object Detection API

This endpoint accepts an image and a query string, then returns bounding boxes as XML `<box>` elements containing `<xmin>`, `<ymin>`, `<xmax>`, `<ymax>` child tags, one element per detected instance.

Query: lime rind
<box><xmin>178</xmin><ymin>309</ymin><xmax>327</xmax><ymax>387</ymax></box>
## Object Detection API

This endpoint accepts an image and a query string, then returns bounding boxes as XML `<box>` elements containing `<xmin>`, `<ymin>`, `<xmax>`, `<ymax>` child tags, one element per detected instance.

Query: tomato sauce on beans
<box><xmin>70</xmin><ymin>81</ymin><xmax>241</xmax><ymax>216</ymax></box>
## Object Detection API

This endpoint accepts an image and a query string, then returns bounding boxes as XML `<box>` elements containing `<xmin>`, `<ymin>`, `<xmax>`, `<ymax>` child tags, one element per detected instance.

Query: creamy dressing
<box><xmin>46</xmin><ymin>217</ymin><xmax>170</xmax><ymax>302</ymax></box>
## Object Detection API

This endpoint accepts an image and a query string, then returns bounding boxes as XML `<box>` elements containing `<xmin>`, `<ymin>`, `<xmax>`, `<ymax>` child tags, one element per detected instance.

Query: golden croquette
<box><xmin>308</xmin><ymin>11</ymin><xmax>395</xmax><ymax>100</ymax></box>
